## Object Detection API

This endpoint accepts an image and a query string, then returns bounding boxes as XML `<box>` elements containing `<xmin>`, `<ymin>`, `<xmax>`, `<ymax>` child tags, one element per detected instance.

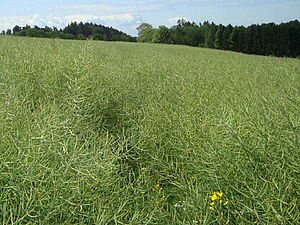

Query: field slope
<box><xmin>0</xmin><ymin>36</ymin><xmax>300</xmax><ymax>224</ymax></box>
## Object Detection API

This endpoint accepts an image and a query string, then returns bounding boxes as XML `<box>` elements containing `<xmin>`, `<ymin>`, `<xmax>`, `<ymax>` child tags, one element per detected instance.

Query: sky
<box><xmin>0</xmin><ymin>0</ymin><xmax>299</xmax><ymax>36</ymax></box>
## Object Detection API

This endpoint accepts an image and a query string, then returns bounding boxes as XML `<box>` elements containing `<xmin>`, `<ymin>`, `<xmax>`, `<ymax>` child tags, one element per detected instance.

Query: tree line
<box><xmin>137</xmin><ymin>20</ymin><xmax>300</xmax><ymax>58</ymax></box>
<box><xmin>0</xmin><ymin>22</ymin><xmax>136</xmax><ymax>42</ymax></box>
<box><xmin>1</xmin><ymin>20</ymin><xmax>299</xmax><ymax>57</ymax></box>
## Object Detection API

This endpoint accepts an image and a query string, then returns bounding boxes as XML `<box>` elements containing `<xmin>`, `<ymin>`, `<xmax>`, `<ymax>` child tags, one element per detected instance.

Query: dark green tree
<box><xmin>136</xmin><ymin>23</ymin><xmax>159</xmax><ymax>43</ymax></box>
<box><xmin>222</xmin><ymin>24</ymin><xmax>233</xmax><ymax>50</ymax></box>
<box><xmin>6</xmin><ymin>29</ymin><xmax>12</xmax><ymax>35</ymax></box>
<box><xmin>205</xmin><ymin>22</ymin><xmax>218</xmax><ymax>48</ymax></box>
<box><xmin>214</xmin><ymin>25</ymin><xmax>225</xmax><ymax>49</ymax></box>
<box><xmin>64</xmin><ymin>22</ymin><xmax>79</xmax><ymax>37</ymax></box>
<box><xmin>287</xmin><ymin>20</ymin><xmax>300</xmax><ymax>57</ymax></box>
<box><xmin>13</xmin><ymin>25</ymin><xmax>21</xmax><ymax>34</ymax></box>
<box><xmin>229</xmin><ymin>27</ymin><xmax>239</xmax><ymax>51</ymax></box>
<box><xmin>136</xmin><ymin>23</ymin><xmax>153</xmax><ymax>40</ymax></box>
<box><xmin>157</xmin><ymin>26</ymin><xmax>172</xmax><ymax>44</ymax></box>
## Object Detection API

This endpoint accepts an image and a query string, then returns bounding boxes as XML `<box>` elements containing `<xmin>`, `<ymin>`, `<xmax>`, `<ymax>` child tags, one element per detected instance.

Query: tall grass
<box><xmin>0</xmin><ymin>36</ymin><xmax>299</xmax><ymax>224</ymax></box>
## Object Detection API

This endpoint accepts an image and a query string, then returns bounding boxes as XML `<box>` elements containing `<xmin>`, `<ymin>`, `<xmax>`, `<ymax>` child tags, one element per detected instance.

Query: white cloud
<box><xmin>0</xmin><ymin>13</ymin><xmax>143</xmax><ymax>35</ymax></box>
<box><xmin>168</xmin><ymin>17</ymin><xmax>189</xmax><ymax>25</ymax></box>
<box><xmin>0</xmin><ymin>1</ymin><xmax>183</xmax><ymax>34</ymax></box>
<box><xmin>57</xmin><ymin>1</ymin><xmax>178</xmax><ymax>14</ymax></box>
<box><xmin>64</xmin><ymin>13</ymin><xmax>140</xmax><ymax>24</ymax></box>
<box><xmin>0</xmin><ymin>14</ymin><xmax>66</xmax><ymax>31</ymax></box>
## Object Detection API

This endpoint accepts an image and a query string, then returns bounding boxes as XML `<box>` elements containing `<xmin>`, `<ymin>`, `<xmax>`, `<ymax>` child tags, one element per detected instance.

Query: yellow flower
<box><xmin>210</xmin><ymin>193</ymin><xmax>218</xmax><ymax>201</ymax></box>
<box><xmin>217</xmin><ymin>192</ymin><xmax>223</xmax><ymax>198</ymax></box>
<box><xmin>210</xmin><ymin>201</ymin><xmax>215</xmax><ymax>206</ymax></box>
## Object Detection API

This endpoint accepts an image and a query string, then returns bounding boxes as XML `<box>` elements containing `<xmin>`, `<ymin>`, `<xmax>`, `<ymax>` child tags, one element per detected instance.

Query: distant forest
<box><xmin>1</xmin><ymin>22</ymin><xmax>136</xmax><ymax>42</ymax></box>
<box><xmin>137</xmin><ymin>20</ymin><xmax>300</xmax><ymax>58</ymax></box>
<box><xmin>1</xmin><ymin>20</ymin><xmax>299</xmax><ymax>57</ymax></box>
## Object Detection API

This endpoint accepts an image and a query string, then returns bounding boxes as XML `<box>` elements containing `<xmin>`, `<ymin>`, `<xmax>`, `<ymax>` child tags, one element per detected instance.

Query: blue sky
<box><xmin>0</xmin><ymin>0</ymin><xmax>299</xmax><ymax>35</ymax></box>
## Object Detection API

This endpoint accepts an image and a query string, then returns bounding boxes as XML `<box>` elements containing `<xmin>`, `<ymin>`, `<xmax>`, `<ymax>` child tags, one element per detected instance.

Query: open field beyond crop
<box><xmin>0</xmin><ymin>36</ymin><xmax>299</xmax><ymax>224</ymax></box>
